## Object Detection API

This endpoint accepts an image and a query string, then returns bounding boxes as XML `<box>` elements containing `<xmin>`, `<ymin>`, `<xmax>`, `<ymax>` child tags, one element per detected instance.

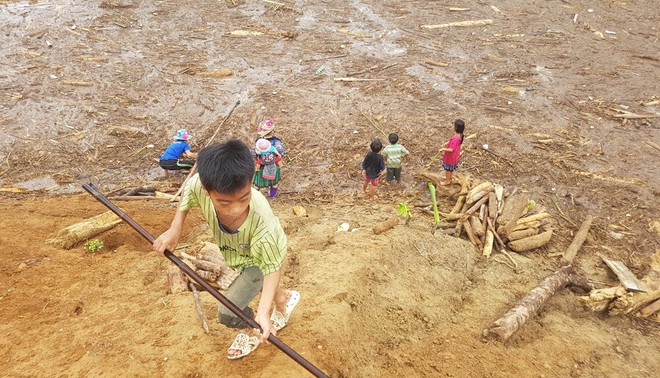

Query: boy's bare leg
<box><xmin>370</xmin><ymin>184</ymin><xmax>376</xmax><ymax>199</ymax></box>
<box><xmin>362</xmin><ymin>180</ymin><xmax>368</xmax><ymax>194</ymax></box>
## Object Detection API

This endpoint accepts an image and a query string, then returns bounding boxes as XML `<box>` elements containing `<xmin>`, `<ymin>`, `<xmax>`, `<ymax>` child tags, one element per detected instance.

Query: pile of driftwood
<box><xmin>167</xmin><ymin>242</ymin><xmax>238</xmax><ymax>294</ymax></box>
<box><xmin>579</xmin><ymin>250</ymin><xmax>660</xmax><ymax>321</ymax></box>
<box><xmin>419</xmin><ymin>171</ymin><xmax>553</xmax><ymax>257</ymax></box>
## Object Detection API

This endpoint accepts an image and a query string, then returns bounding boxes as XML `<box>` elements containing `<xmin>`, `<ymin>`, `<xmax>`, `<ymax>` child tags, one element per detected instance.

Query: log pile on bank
<box><xmin>419</xmin><ymin>171</ymin><xmax>554</xmax><ymax>257</ymax></box>
<box><xmin>167</xmin><ymin>242</ymin><xmax>238</xmax><ymax>294</ymax></box>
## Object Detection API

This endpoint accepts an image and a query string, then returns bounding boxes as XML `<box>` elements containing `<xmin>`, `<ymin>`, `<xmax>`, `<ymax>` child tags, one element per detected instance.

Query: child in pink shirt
<box><xmin>440</xmin><ymin>119</ymin><xmax>465</xmax><ymax>185</ymax></box>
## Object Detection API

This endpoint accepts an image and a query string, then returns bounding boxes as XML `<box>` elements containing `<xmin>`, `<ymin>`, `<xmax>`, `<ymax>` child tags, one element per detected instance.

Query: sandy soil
<box><xmin>1</xmin><ymin>0</ymin><xmax>658</xmax><ymax>377</ymax></box>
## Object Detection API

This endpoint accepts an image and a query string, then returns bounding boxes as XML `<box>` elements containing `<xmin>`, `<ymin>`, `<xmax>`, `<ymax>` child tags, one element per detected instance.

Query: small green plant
<box><xmin>397</xmin><ymin>202</ymin><xmax>413</xmax><ymax>225</ymax></box>
<box><xmin>526</xmin><ymin>199</ymin><xmax>537</xmax><ymax>211</ymax></box>
<box><xmin>85</xmin><ymin>239</ymin><xmax>104</xmax><ymax>253</ymax></box>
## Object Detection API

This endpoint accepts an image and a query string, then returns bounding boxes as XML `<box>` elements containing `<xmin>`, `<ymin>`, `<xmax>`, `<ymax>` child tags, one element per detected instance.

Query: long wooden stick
<box><xmin>189</xmin><ymin>282</ymin><xmax>209</xmax><ymax>333</ymax></box>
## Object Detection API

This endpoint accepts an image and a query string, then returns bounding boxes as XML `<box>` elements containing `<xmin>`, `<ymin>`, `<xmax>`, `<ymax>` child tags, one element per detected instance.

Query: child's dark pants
<box><xmin>218</xmin><ymin>266</ymin><xmax>264</xmax><ymax>328</ymax></box>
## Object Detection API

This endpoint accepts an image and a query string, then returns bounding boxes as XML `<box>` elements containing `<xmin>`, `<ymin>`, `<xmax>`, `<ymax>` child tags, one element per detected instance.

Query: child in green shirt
<box><xmin>381</xmin><ymin>133</ymin><xmax>410</xmax><ymax>184</ymax></box>
<box><xmin>153</xmin><ymin>140</ymin><xmax>299</xmax><ymax>360</ymax></box>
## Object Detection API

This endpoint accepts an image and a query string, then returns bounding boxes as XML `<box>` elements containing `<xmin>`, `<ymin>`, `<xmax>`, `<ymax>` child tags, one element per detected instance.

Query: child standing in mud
<box><xmin>439</xmin><ymin>119</ymin><xmax>465</xmax><ymax>185</ymax></box>
<box><xmin>361</xmin><ymin>139</ymin><xmax>386</xmax><ymax>200</ymax></box>
<box><xmin>153</xmin><ymin>140</ymin><xmax>299</xmax><ymax>360</ymax></box>
<box><xmin>253</xmin><ymin>119</ymin><xmax>285</xmax><ymax>199</ymax></box>
<box><xmin>381</xmin><ymin>132</ymin><xmax>410</xmax><ymax>185</ymax></box>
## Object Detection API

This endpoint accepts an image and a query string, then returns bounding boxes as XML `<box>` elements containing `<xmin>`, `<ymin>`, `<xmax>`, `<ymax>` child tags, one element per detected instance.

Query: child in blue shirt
<box><xmin>159</xmin><ymin>129</ymin><xmax>196</xmax><ymax>172</ymax></box>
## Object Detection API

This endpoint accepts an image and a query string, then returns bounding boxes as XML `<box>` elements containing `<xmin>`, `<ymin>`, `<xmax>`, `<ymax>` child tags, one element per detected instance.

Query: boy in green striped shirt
<box><xmin>153</xmin><ymin>140</ymin><xmax>299</xmax><ymax>360</ymax></box>
<box><xmin>381</xmin><ymin>133</ymin><xmax>410</xmax><ymax>185</ymax></box>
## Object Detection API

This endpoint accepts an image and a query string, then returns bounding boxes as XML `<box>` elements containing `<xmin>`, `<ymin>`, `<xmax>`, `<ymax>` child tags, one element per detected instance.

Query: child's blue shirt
<box><xmin>160</xmin><ymin>140</ymin><xmax>191</xmax><ymax>160</ymax></box>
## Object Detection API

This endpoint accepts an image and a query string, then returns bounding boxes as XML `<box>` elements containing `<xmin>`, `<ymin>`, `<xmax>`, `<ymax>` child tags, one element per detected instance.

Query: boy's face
<box><xmin>203</xmin><ymin>183</ymin><xmax>252</xmax><ymax>229</ymax></box>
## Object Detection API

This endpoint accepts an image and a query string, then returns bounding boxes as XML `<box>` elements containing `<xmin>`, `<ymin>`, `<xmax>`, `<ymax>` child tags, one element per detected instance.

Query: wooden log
<box><xmin>466</xmin><ymin>181</ymin><xmax>492</xmax><ymax>202</ymax></box>
<box><xmin>485</xmin><ymin>265</ymin><xmax>591</xmax><ymax>341</ymax></box>
<box><xmin>483</xmin><ymin>230</ymin><xmax>494</xmax><ymax>258</ymax></box>
<box><xmin>195</xmin><ymin>260</ymin><xmax>225</xmax><ymax>276</ymax></box>
<box><xmin>466</xmin><ymin>186</ymin><xmax>493</xmax><ymax>206</ymax></box>
<box><xmin>463</xmin><ymin>219</ymin><xmax>482</xmax><ymax>248</ymax></box>
<box><xmin>508</xmin><ymin>230</ymin><xmax>553</xmax><ymax>252</ymax></box>
<box><xmin>124</xmin><ymin>185</ymin><xmax>157</xmax><ymax>196</ymax></box>
<box><xmin>453</xmin><ymin>201</ymin><xmax>469</xmax><ymax>236</ymax></box>
<box><xmin>481</xmin><ymin>206</ymin><xmax>489</xmax><ymax>242</ymax></box>
<box><xmin>167</xmin><ymin>265</ymin><xmax>189</xmax><ymax>294</ymax></box>
<box><xmin>487</xmin><ymin>218</ymin><xmax>506</xmax><ymax>250</ymax></box>
<box><xmin>195</xmin><ymin>269</ymin><xmax>219</xmax><ymax>282</ymax></box>
<box><xmin>496</xmin><ymin>193</ymin><xmax>529</xmax><ymax>239</ymax></box>
<box><xmin>373</xmin><ymin>217</ymin><xmax>399</xmax><ymax>235</ymax></box>
<box><xmin>562</xmin><ymin>215</ymin><xmax>594</xmax><ymax>262</ymax></box>
<box><xmin>218</xmin><ymin>269</ymin><xmax>239</xmax><ymax>290</ymax></box>
<box><xmin>488</xmin><ymin>192</ymin><xmax>498</xmax><ymax>223</ymax></box>
<box><xmin>46</xmin><ymin>211</ymin><xmax>121</xmax><ymax>249</ymax></box>
<box><xmin>440</xmin><ymin>212</ymin><xmax>464</xmax><ymax>221</ymax></box>
<box><xmin>511</xmin><ymin>221</ymin><xmax>541</xmax><ymax>232</ymax></box>
<box><xmin>463</xmin><ymin>195</ymin><xmax>490</xmax><ymax>219</ymax></box>
<box><xmin>189</xmin><ymin>282</ymin><xmax>209</xmax><ymax>333</ymax></box>
<box><xmin>516</xmin><ymin>212</ymin><xmax>550</xmax><ymax>225</ymax></box>
<box><xmin>639</xmin><ymin>299</ymin><xmax>660</xmax><ymax>318</ymax></box>
<box><xmin>508</xmin><ymin>228</ymin><xmax>538</xmax><ymax>241</ymax></box>
<box><xmin>470</xmin><ymin>216</ymin><xmax>484</xmax><ymax>237</ymax></box>
<box><xmin>450</xmin><ymin>195</ymin><xmax>466</xmax><ymax>214</ymax></box>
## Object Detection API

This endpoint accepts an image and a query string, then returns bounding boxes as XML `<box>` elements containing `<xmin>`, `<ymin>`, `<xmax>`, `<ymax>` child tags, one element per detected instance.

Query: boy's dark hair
<box><xmin>370</xmin><ymin>139</ymin><xmax>383</xmax><ymax>153</ymax></box>
<box><xmin>196</xmin><ymin>140</ymin><xmax>255</xmax><ymax>193</ymax></box>
<box><xmin>454</xmin><ymin>119</ymin><xmax>465</xmax><ymax>145</ymax></box>
<box><xmin>388</xmin><ymin>133</ymin><xmax>399</xmax><ymax>144</ymax></box>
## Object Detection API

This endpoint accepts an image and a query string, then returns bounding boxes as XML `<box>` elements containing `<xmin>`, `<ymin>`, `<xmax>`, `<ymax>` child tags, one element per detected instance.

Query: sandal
<box><xmin>227</xmin><ymin>333</ymin><xmax>260</xmax><ymax>360</ymax></box>
<box><xmin>271</xmin><ymin>290</ymin><xmax>300</xmax><ymax>331</ymax></box>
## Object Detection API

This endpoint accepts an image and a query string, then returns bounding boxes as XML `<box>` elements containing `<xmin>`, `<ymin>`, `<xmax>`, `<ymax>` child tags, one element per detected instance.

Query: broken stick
<box><xmin>562</xmin><ymin>215</ymin><xmax>594</xmax><ymax>262</ymax></box>
<box><xmin>420</xmin><ymin>19</ymin><xmax>493</xmax><ymax>29</ymax></box>
<box><xmin>373</xmin><ymin>217</ymin><xmax>399</xmax><ymax>235</ymax></box>
<box><xmin>189</xmin><ymin>282</ymin><xmax>209</xmax><ymax>333</ymax></box>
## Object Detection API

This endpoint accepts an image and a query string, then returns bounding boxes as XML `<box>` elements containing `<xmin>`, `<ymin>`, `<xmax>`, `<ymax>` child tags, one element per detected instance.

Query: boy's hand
<box><xmin>153</xmin><ymin>228</ymin><xmax>181</xmax><ymax>256</ymax></box>
<box><xmin>254</xmin><ymin>311</ymin><xmax>274</xmax><ymax>344</ymax></box>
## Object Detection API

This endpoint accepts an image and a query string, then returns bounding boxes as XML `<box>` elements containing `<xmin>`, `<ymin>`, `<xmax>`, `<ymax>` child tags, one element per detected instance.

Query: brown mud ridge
<box><xmin>0</xmin><ymin>1</ymin><xmax>658</xmax><ymax>377</ymax></box>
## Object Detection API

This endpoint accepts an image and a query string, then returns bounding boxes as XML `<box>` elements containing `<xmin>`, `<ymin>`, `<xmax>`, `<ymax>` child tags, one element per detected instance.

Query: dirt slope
<box><xmin>0</xmin><ymin>0</ymin><xmax>658</xmax><ymax>377</ymax></box>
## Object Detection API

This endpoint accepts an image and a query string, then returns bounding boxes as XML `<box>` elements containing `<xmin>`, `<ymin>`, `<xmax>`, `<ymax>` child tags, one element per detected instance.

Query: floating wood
<box><xmin>601</xmin><ymin>256</ymin><xmax>648</xmax><ymax>292</ymax></box>
<box><xmin>485</xmin><ymin>265</ymin><xmax>591</xmax><ymax>341</ymax></box>
<box><xmin>46</xmin><ymin>211</ymin><xmax>121</xmax><ymax>249</ymax></box>
<box><xmin>373</xmin><ymin>217</ymin><xmax>399</xmax><ymax>235</ymax></box>
<box><xmin>420</xmin><ymin>19</ymin><xmax>493</xmax><ymax>29</ymax></box>
<box><xmin>562</xmin><ymin>215</ymin><xmax>593</xmax><ymax>262</ymax></box>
